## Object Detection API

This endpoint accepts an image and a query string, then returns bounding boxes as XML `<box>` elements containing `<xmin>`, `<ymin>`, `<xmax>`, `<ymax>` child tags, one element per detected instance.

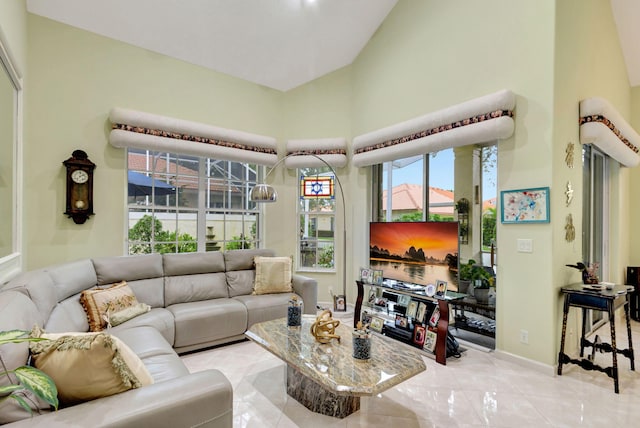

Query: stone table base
<box><xmin>286</xmin><ymin>365</ymin><xmax>360</xmax><ymax>418</ymax></box>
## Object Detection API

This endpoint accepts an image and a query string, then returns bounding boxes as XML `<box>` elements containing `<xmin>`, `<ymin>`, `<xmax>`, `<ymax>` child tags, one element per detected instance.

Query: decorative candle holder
<box><xmin>352</xmin><ymin>321</ymin><xmax>371</xmax><ymax>360</ymax></box>
<box><xmin>287</xmin><ymin>295</ymin><xmax>303</xmax><ymax>328</ymax></box>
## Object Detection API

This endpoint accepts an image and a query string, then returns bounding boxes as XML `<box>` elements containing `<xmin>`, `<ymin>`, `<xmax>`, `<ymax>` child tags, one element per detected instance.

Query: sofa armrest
<box><xmin>292</xmin><ymin>274</ymin><xmax>317</xmax><ymax>314</ymax></box>
<box><xmin>8</xmin><ymin>370</ymin><xmax>232</xmax><ymax>428</ymax></box>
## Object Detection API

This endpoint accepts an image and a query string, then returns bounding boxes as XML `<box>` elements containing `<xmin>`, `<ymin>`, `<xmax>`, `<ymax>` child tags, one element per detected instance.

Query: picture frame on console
<box><xmin>372</xmin><ymin>269</ymin><xmax>383</xmax><ymax>285</ymax></box>
<box><xmin>360</xmin><ymin>267</ymin><xmax>372</xmax><ymax>283</ymax></box>
<box><xmin>416</xmin><ymin>302</ymin><xmax>427</xmax><ymax>323</ymax></box>
<box><xmin>395</xmin><ymin>314</ymin><xmax>409</xmax><ymax>329</ymax></box>
<box><xmin>413</xmin><ymin>324</ymin><xmax>426</xmax><ymax>347</ymax></box>
<box><xmin>370</xmin><ymin>316</ymin><xmax>385</xmax><ymax>333</ymax></box>
<box><xmin>435</xmin><ymin>280</ymin><xmax>447</xmax><ymax>298</ymax></box>
<box><xmin>333</xmin><ymin>294</ymin><xmax>346</xmax><ymax>312</ymax></box>
<box><xmin>424</xmin><ymin>329</ymin><xmax>437</xmax><ymax>352</ymax></box>
<box><xmin>428</xmin><ymin>306</ymin><xmax>440</xmax><ymax>327</ymax></box>
<box><xmin>407</xmin><ymin>300</ymin><xmax>418</xmax><ymax>319</ymax></box>
<box><xmin>361</xmin><ymin>311</ymin><xmax>372</xmax><ymax>326</ymax></box>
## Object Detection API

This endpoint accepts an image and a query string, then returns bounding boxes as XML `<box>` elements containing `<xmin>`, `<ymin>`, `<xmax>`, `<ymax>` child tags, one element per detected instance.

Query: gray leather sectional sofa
<box><xmin>0</xmin><ymin>248</ymin><xmax>317</xmax><ymax>427</ymax></box>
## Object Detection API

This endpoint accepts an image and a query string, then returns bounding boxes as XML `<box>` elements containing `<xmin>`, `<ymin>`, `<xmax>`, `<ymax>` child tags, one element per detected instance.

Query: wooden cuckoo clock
<box><xmin>63</xmin><ymin>150</ymin><xmax>95</xmax><ymax>224</ymax></box>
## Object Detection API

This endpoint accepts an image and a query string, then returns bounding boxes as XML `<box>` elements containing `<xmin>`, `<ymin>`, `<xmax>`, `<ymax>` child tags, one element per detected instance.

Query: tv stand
<box><xmin>354</xmin><ymin>280</ymin><xmax>463</xmax><ymax>365</ymax></box>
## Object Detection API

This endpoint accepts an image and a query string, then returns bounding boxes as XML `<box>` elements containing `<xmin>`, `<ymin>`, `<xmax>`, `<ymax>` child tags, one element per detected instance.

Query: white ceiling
<box><xmin>611</xmin><ymin>0</ymin><xmax>640</xmax><ymax>87</ymax></box>
<box><xmin>26</xmin><ymin>0</ymin><xmax>640</xmax><ymax>90</ymax></box>
<box><xmin>26</xmin><ymin>0</ymin><xmax>398</xmax><ymax>91</ymax></box>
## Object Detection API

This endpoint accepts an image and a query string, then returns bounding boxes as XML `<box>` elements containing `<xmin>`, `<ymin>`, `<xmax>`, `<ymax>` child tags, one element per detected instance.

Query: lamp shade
<box><xmin>250</xmin><ymin>184</ymin><xmax>278</xmax><ymax>202</ymax></box>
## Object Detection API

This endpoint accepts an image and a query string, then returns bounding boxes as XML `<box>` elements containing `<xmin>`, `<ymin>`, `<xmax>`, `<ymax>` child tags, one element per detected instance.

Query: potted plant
<box><xmin>0</xmin><ymin>330</ymin><xmax>58</xmax><ymax>413</ymax></box>
<box><xmin>458</xmin><ymin>259</ymin><xmax>494</xmax><ymax>304</ymax></box>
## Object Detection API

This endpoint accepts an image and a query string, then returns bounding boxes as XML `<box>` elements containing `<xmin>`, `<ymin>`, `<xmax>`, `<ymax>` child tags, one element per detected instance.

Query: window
<box><xmin>372</xmin><ymin>146</ymin><xmax>500</xmax><ymax>271</ymax></box>
<box><xmin>375</xmin><ymin>150</ymin><xmax>455</xmax><ymax>223</ymax></box>
<box><xmin>127</xmin><ymin>149</ymin><xmax>259</xmax><ymax>254</ymax></box>
<box><xmin>582</xmin><ymin>145</ymin><xmax>609</xmax><ymax>280</ymax></box>
<box><xmin>582</xmin><ymin>145</ymin><xmax>610</xmax><ymax>330</ymax></box>
<box><xmin>298</xmin><ymin>168</ymin><xmax>336</xmax><ymax>270</ymax></box>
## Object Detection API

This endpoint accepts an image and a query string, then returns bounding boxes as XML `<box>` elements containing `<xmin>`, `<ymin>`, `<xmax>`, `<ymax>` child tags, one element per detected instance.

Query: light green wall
<box><xmin>25</xmin><ymin>14</ymin><xmax>283</xmax><ymax>269</ymax></box>
<box><xmin>348</xmin><ymin>0</ymin><xmax>557</xmax><ymax>363</ymax></box>
<box><xmin>275</xmin><ymin>67</ymin><xmax>353</xmax><ymax>303</ymax></box>
<box><xmin>552</xmin><ymin>0</ymin><xmax>632</xmax><ymax>355</ymax></box>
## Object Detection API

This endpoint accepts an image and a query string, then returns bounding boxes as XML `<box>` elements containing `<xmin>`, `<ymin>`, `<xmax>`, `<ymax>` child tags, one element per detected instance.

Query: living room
<box><xmin>2</xmin><ymin>0</ymin><xmax>640</xmax><ymax>426</ymax></box>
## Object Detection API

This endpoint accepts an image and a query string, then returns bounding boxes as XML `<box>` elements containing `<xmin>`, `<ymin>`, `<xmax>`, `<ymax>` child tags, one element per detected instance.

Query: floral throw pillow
<box><xmin>80</xmin><ymin>281</ymin><xmax>138</xmax><ymax>331</ymax></box>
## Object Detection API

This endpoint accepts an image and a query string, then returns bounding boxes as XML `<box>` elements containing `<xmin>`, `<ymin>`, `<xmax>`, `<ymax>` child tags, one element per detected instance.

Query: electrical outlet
<box><xmin>520</xmin><ymin>329</ymin><xmax>529</xmax><ymax>344</ymax></box>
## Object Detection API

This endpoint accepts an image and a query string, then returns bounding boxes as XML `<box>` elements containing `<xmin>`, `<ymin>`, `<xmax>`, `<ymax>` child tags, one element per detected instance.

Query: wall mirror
<box><xmin>0</xmin><ymin>28</ymin><xmax>22</xmax><ymax>283</ymax></box>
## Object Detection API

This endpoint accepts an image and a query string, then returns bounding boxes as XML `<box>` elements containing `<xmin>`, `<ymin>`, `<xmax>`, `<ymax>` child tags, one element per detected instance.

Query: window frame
<box><xmin>297</xmin><ymin>168</ymin><xmax>337</xmax><ymax>272</ymax></box>
<box><xmin>126</xmin><ymin>149</ymin><xmax>260</xmax><ymax>254</ymax></box>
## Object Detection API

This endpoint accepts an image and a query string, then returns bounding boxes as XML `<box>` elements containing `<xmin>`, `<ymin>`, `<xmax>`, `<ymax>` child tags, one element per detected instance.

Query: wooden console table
<box><xmin>557</xmin><ymin>283</ymin><xmax>635</xmax><ymax>393</ymax></box>
<box><xmin>354</xmin><ymin>280</ymin><xmax>463</xmax><ymax>365</ymax></box>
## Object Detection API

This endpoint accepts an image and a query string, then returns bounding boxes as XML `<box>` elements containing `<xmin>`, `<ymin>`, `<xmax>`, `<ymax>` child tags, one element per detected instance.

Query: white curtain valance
<box><xmin>579</xmin><ymin>97</ymin><xmax>640</xmax><ymax>168</ymax></box>
<box><xmin>352</xmin><ymin>89</ymin><xmax>516</xmax><ymax>167</ymax></box>
<box><xmin>284</xmin><ymin>138</ymin><xmax>348</xmax><ymax>169</ymax></box>
<box><xmin>109</xmin><ymin>107</ymin><xmax>278</xmax><ymax>165</ymax></box>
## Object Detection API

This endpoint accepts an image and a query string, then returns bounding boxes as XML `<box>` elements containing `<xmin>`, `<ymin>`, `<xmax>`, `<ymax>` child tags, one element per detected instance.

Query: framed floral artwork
<box><xmin>500</xmin><ymin>186</ymin><xmax>550</xmax><ymax>224</ymax></box>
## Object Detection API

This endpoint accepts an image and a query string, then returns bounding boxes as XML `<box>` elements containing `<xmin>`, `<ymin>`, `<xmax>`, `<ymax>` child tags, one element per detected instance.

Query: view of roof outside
<box><xmin>382</xmin><ymin>148</ymin><xmax>497</xmax><ymax>219</ymax></box>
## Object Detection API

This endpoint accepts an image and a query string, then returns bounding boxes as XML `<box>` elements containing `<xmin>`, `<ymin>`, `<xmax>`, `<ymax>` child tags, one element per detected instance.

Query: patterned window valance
<box><xmin>579</xmin><ymin>97</ymin><xmax>640</xmax><ymax>168</ymax></box>
<box><xmin>284</xmin><ymin>138</ymin><xmax>348</xmax><ymax>169</ymax></box>
<box><xmin>352</xmin><ymin>89</ymin><xmax>516</xmax><ymax>167</ymax></box>
<box><xmin>109</xmin><ymin>108</ymin><xmax>278</xmax><ymax>165</ymax></box>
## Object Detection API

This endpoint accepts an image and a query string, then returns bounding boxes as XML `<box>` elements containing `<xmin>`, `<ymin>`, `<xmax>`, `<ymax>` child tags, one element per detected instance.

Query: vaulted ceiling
<box><xmin>26</xmin><ymin>0</ymin><xmax>640</xmax><ymax>91</ymax></box>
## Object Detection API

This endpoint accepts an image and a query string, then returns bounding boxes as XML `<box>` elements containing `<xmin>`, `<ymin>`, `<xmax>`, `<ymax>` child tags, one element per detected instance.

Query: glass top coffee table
<box><xmin>245</xmin><ymin>315</ymin><xmax>426</xmax><ymax>418</ymax></box>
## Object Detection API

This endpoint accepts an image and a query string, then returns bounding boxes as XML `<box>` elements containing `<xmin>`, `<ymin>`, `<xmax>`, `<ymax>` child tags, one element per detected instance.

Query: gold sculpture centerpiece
<box><xmin>310</xmin><ymin>309</ymin><xmax>341</xmax><ymax>344</ymax></box>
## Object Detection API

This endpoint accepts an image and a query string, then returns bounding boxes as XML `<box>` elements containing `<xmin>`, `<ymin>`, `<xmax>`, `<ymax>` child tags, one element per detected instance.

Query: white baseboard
<box><xmin>493</xmin><ymin>349</ymin><xmax>556</xmax><ymax>377</ymax></box>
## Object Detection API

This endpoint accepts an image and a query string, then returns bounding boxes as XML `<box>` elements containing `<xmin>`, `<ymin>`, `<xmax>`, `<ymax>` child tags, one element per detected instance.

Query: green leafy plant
<box><xmin>128</xmin><ymin>215</ymin><xmax>197</xmax><ymax>254</ymax></box>
<box><xmin>0</xmin><ymin>330</ymin><xmax>58</xmax><ymax>413</ymax></box>
<box><xmin>459</xmin><ymin>259</ymin><xmax>493</xmax><ymax>288</ymax></box>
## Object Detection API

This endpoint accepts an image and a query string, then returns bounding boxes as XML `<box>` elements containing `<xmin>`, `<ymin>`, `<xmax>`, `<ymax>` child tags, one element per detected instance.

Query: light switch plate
<box><xmin>517</xmin><ymin>239</ymin><xmax>533</xmax><ymax>253</ymax></box>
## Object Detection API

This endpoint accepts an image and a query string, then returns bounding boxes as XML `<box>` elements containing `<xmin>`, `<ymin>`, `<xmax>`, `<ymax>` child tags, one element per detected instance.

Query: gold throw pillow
<box><xmin>253</xmin><ymin>256</ymin><xmax>293</xmax><ymax>295</ymax></box>
<box><xmin>30</xmin><ymin>331</ymin><xmax>153</xmax><ymax>406</ymax></box>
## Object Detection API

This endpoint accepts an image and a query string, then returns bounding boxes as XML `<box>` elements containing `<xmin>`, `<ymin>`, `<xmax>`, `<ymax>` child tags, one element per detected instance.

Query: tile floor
<box><xmin>181</xmin><ymin>315</ymin><xmax>640</xmax><ymax>427</ymax></box>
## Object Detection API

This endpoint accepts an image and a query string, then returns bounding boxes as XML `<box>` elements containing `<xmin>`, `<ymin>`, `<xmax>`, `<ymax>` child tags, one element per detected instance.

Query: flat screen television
<box><xmin>369</xmin><ymin>221</ymin><xmax>459</xmax><ymax>291</ymax></box>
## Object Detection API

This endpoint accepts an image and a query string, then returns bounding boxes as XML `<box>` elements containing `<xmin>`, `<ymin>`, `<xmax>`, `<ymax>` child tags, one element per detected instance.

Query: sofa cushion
<box><xmin>45</xmin><ymin>294</ymin><xmax>90</xmax><ymax>333</ymax></box>
<box><xmin>92</xmin><ymin>254</ymin><xmax>166</xmax><ymax>308</ymax></box>
<box><xmin>0</xmin><ymin>291</ymin><xmax>52</xmax><ymax>424</ymax></box>
<box><xmin>226</xmin><ymin>270</ymin><xmax>255</xmax><ymax>297</ymax></box>
<box><xmin>162</xmin><ymin>252</ymin><xmax>225</xmax><ymax>276</ymax></box>
<box><xmin>223</xmin><ymin>248</ymin><xmax>275</xmax><ymax>271</ymax></box>
<box><xmin>233</xmin><ymin>293</ymin><xmax>293</xmax><ymax>327</ymax></box>
<box><xmin>80</xmin><ymin>281</ymin><xmax>139</xmax><ymax>331</ymax></box>
<box><xmin>111</xmin><ymin>326</ymin><xmax>190</xmax><ymax>384</ymax></box>
<box><xmin>167</xmin><ymin>299</ymin><xmax>247</xmax><ymax>348</ymax></box>
<box><xmin>46</xmin><ymin>259</ymin><xmax>98</xmax><ymax>303</ymax></box>
<box><xmin>253</xmin><ymin>256</ymin><xmax>293</xmax><ymax>295</ymax></box>
<box><xmin>109</xmin><ymin>308</ymin><xmax>176</xmax><ymax>346</ymax></box>
<box><xmin>164</xmin><ymin>272</ymin><xmax>229</xmax><ymax>306</ymax></box>
<box><xmin>92</xmin><ymin>254</ymin><xmax>164</xmax><ymax>285</ymax></box>
<box><xmin>127</xmin><ymin>277</ymin><xmax>165</xmax><ymax>308</ymax></box>
<box><xmin>2</xmin><ymin>270</ymin><xmax>57</xmax><ymax>324</ymax></box>
<box><xmin>30</xmin><ymin>331</ymin><xmax>153</xmax><ymax>406</ymax></box>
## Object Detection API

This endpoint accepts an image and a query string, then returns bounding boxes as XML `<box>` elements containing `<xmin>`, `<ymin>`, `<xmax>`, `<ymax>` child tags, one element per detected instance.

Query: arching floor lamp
<box><xmin>249</xmin><ymin>154</ymin><xmax>347</xmax><ymax>310</ymax></box>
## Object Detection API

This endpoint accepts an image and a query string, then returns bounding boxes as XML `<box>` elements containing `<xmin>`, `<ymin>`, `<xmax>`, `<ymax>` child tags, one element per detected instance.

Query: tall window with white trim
<box><xmin>127</xmin><ymin>148</ymin><xmax>259</xmax><ymax>254</ymax></box>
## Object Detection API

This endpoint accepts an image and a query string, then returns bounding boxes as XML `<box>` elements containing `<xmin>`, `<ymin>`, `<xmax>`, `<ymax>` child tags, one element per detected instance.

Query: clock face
<box><xmin>71</xmin><ymin>169</ymin><xmax>89</xmax><ymax>184</ymax></box>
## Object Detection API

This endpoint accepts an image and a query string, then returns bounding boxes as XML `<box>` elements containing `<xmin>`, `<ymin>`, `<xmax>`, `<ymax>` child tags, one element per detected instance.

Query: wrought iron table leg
<box><xmin>608</xmin><ymin>302</ymin><xmax>619</xmax><ymax>393</ymax></box>
<box><xmin>558</xmin><ymin>296</ymin><xmax>570</xmax><ymax>375</ymax></box>
<box><xmin>624</xmin><ymin>297</ymin><xmax>635</xmax><ymax>371</ymax></box>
